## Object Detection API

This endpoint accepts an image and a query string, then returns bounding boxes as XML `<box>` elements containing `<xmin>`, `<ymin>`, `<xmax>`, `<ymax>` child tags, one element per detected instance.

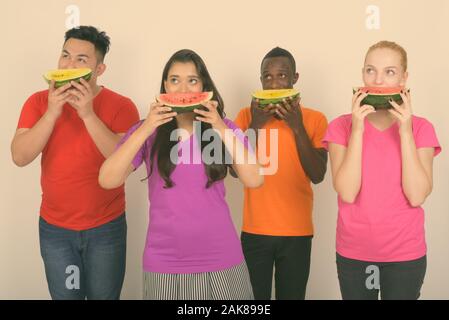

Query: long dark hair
<box><xmin>146</xmin><ymin>49</ymin><xmax>230</xmax><ymax>188</ymax></box>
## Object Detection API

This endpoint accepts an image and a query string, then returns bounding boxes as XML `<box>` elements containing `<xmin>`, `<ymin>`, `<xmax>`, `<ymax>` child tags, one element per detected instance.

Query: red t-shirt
<box><xmin>17</xmin><ymin>87</ymin><xmax>140</xmax><ymax>231</ymax></box>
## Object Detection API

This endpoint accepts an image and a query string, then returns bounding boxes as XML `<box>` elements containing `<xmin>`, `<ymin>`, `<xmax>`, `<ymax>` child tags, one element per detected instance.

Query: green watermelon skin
<box><xmin>258</xmin><ymin>93</ymin><xmax>300</xmax><ymax>106</ymax></box>
<box><xmin>353</xmin><ymin>88</ymin><xmax>403</xmax><ymax>110</ymax></box>
<box><xmin>170</xmin><ymin>105</ymin><xmax>207</xmax><ymax>113</ymax></box>
<box><xmin>56</xmin><ymin>73</ymin><xmax>92</xmax><ymax>88</ymax></box>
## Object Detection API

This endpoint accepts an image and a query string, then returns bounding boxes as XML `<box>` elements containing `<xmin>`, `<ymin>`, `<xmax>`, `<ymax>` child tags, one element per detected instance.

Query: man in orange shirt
<box><xmin>235</xmin><ymin>47</ymin><xmax>328</xmax><ymax>299</ymax></box>
<box><xmin>11</xmin><ymin>26</ymin><xmax>139</xmax><ymax>299</ymax></box>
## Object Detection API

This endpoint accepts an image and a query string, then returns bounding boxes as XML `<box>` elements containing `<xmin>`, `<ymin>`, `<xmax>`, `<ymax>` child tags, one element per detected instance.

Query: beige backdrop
<box><xmin>1</xmin><ymin>0</ymin><xmax>448</xmax><ymax>299</ymax></box>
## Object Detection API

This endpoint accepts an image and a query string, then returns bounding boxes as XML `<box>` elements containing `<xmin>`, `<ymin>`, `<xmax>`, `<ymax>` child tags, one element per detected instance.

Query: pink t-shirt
<box><xmin>322</xmin><ymin>115</ymin><xmax>441</xmax><ymax>262</ymax></box>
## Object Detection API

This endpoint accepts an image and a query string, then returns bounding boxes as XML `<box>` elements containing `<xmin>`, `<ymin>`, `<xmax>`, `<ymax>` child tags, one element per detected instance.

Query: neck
<box><xmin>366</xmin><ymin>109</ymin><xmax>396</xmax><ymax>124</ymax></box>
<box><xmin>176</xmin><ymin>113</ymin><xmax>196</xmax><ymax>131</ymax></box>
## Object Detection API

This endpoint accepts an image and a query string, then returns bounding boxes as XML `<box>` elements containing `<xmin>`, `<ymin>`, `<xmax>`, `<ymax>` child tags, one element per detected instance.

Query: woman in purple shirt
<box><xmin>99</xmin><ymin>49</ymin><xmax>263</xmax><ymax>300</ymax></box>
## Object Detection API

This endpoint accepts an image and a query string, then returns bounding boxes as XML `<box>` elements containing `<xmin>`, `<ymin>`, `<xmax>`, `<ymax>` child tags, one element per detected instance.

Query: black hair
<box><xmin>261</xmin><ymin>47</ymin><xmax>296</xmax><ymax>72</ymax></box>
<box><xmin>64</xmin><ymin>26</ymin><xmax>110</xmax><ymax>62</ymax></box>
<box><xmin>146</xmin><ymin>49</ymin><xmax>231</xmax><ymax>189</ymax></box>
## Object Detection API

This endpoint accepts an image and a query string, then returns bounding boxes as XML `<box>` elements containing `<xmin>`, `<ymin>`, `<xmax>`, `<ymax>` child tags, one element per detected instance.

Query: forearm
<box><xmin>11</xmin><ymin>112</ymin><xmax>57</xmax><ymax>167</ymax></box>
<box><xmin>400</xmin><ymin>131</ymin><xmax>432</xmax><ymax>206</ymax></box>
<box><xmin>99</xmin><ymin>124</ymin><xmax>152</xmax><ymax>189</ymax></box>
<box><xmin>83</xmin><ymin>113</ymin><xmax>123</xmax><ymax>158</ymax></box>
<box><xmin>216</xmin><ymin>125</ymin><xmax>263</xmax><ymax>188</ymax></box>
<box><xmin>293</xmin><ymin>125</ymin><xmax>327</xmax><ymax>184</ymax></box>
<box><xmin>334</xmin><ymin>130</ymin><xmax>363</xmax><ymax>203</ymax></box>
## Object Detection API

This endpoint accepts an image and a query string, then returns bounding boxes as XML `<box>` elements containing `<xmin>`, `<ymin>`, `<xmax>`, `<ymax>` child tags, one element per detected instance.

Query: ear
<box><xmin>293</xmin><ymin>72</ymin><xmax>299</xmax><ymax>85</ymax></box>
<box><xmin>95</xmin><ymin>63</ymin><xmax>107</xmax><ymax>77</ymax></box>
<box><xmin>163</xmin><ymin>80</ymin><xmax>168</xmax><ymax>93</ymax></box>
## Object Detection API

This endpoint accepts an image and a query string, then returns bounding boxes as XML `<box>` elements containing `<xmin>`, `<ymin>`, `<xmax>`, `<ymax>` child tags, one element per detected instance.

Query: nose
<box><xmin>267</xmin><ymin>81</ymin><xmax>282</xmax><ymax>90</ymax></box>
<box><xmin>374</xmin><ymin>73</ymin><xmax>384</xmax><ymax>85</ymax></box>
<box><xmin>178</xmin><ymin>82</ymin><xmax>189</xmax><ymax>93</ymax></box>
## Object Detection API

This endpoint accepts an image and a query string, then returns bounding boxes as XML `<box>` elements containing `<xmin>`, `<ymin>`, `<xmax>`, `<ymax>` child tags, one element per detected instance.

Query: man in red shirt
<box><xmin>11</xmin><ymin>26</ymin><xmax>140</xmax><ymax>299</ymax></box>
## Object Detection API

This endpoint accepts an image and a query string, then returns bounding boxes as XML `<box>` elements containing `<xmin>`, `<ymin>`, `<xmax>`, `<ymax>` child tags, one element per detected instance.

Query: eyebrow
<box><xmin>62</xmin><ymin>50</ymin><xmax>90</xmax><ymax>58</ymax></box>
<box><xmin>366</xmin><ymin>65</ymin><xmax>398</xmax><ymax>69</ymax></box>
<box><xmin>168</xmin><ymin>75</ymin><xmax>200</xmax><ymax>78</ymax></box>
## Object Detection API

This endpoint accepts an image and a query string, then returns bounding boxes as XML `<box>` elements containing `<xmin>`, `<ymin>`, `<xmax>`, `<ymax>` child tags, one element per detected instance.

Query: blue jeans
<box><xmin>39</xmin><ymin>214</ymin><xmax>127</xmax><ymax>300</ymax></box>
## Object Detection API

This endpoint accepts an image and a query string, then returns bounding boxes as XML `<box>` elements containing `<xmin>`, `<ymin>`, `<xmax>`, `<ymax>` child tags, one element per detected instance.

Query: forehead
<box><xmin>63</xmin><ymin>38</ymin><xmax>96</xmax><ymax>56</ymax></box>
<box><xmin>261</xmin><ymin>57</ymin><xmax>293</xmax><ymax>73</ymax></box>
<box><xmin>365</xmin><ymin>48</ymin><xmax>402</xmax><ymax>68</ymax></box>
<box><xmin>168</xmin><ymin>61</ymin><xmax>199</xmax><ymax>76</ymax></box>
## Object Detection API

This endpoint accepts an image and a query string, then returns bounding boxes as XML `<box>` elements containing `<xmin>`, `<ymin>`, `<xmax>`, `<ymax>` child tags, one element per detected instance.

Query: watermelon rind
<box><xmin>252</xmin><ymin>89</ymin><xmax>300</xmax><ymax>106</ymax></box>
<box><xmin>157</xmin><ymin>92</ymin><xmax>213</xmax><ymax>113</ymax></box>
<box><xmin>44</xmin><ymin>68</ymin><xmax>92</xmax><ymax>88</ymax></box>
<box><xmin>353</xmin><ymin>87</ymin><xmax>403</xmax><ymax>110</ymax></box>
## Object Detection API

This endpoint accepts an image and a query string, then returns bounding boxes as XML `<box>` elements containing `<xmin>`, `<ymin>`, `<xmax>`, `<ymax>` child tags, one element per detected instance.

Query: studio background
<box><xmin>1</xmin><ymin>0</ymin><xmax>448</xmax><ymax>299</ymax></box>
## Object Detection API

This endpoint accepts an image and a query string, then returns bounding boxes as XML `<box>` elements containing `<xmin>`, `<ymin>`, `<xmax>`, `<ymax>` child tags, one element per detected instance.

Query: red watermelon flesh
<box><xmin>157</xmin><ymin>92</ymin><xmax>213</xmax><ymax>113</ymax></box>
<box><xmin>357</xmin><ymin>87</ymin><xmax>403</xmax><ymax>95</ymax></box>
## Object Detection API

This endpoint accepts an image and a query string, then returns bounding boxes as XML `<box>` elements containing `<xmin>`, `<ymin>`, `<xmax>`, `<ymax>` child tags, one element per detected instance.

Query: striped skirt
<box><xmin>143</xmin><ymin>262</ymin><xmax>254</xmax><ymax>300</ymax></box>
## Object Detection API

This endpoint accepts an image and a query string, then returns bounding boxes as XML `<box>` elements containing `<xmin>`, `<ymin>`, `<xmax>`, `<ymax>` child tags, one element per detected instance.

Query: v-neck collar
<box><xmin>365</xmin><ymin>117</ymin><xmax>398</xmax><ymax>133</ymax></box>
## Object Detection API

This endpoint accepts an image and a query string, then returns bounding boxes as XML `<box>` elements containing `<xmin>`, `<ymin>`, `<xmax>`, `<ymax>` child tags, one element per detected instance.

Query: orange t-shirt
<box><xmin>17</xmin><ymin>88</ymin><xmax>140</xmax><ymax>231</ymax></box>
<box><xmin>234</xmin><ymin>106</ymin><xmax>328</xmax><ymax>236</ymax></box>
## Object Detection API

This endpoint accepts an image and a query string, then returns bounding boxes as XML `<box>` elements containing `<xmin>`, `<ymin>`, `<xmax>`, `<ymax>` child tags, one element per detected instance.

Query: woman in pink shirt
<box><xmin>323</xmin><ymin>41</ymin><xmax>441</xmax><ymax>300</ymax></box>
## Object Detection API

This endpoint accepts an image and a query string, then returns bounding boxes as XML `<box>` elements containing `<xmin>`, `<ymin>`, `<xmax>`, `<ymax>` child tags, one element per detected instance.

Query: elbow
<box><xmin>11</xmin><ymin>152</ymin><xmax>29</xmax><ymax>167</ymax></box>
<box><xmin>98</xmin><ymin>168</ymin><xmax>122</xmax><ymax>190</ymax></box>
<box><xmin>309</xmin><ymin>167</ymin><xmax>327</xmax><ymax>185</ymax></box>
<box><xmin>335</xmin><ymin>186</ymin><xmax>359</xmax><ymax>204</ymax></box>
<box><xmin>406</xmin><ymin>193</ymin><xmax>428</xmax><ymax>208</ymax></box>
<box><xmin>311</xmin><ymin>174</ymin><xmax>325</xmax><ymax>185</ymax></box>
<box><xmin>339</xmin><ymin>193</ymin><xmax>358</xmax><ymax>204</ymax></box>
<box><xmin>243</xmin><ymin>172</ymin><xmax>264</xmax><ymax>189</ymax></box>
<box><xmin>404</xmin><ymin>186</ymin><xmax>432</xmax><ymax>208</ymax></box>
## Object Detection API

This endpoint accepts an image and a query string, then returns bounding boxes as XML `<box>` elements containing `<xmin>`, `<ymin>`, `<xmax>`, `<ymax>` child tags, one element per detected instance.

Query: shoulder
<box><xmin>328</xmin><ymin>113</ymin><xmax>352</xmax><ymax>128</ymax></box>
<box><xmin>301</xmin><ymin>106</ymin><xmax>328</xmax><ymax>126</ymax></box>
<box><xmin>27</xmin><ymin>90</ymin><xmax>49</xmax><ymax>104</ymax></box>
<box><xmin>412</xmin><ymin>115</ymin><xmax>434</xmax><ymax>129</ymax></box>
<box><xmin>99</xmin><ymin>87</ymin><xmax>136</xmax><ymax>107</ymax></box>
<box><xmin>235</xmin><ymin>107</ymin><xmax>251</xmax><ymax>119</ymax></box>
<box><xmin>22</xmin><ymin>90</ymin><xmax>49</xmax><ymax>111</ymax></box>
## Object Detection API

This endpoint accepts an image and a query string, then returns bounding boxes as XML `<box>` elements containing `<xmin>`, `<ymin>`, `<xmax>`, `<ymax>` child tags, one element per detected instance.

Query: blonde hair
<box><xmin>365</xmin><ymin>41</ymin><xmax>408</xmax><ymax>71</ymax></box>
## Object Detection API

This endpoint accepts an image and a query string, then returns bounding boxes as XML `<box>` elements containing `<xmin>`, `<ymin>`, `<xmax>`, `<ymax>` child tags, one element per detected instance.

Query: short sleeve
<box><xmin>321</xmin><ymin>115</ymin><xmax>351</xmax><ymax>150</ymax></box>
<box><xmin>311</xmin><ymin>112</ymin><xmax>329</xmax><ymax>148</ymax></box>
<box><xmin>17</xmin><ymin>92</ymin><xmax>46</xmax><ymax>129</ymax></box>
<box><xmin>223</xmin><ymin>118</ymin><xmax>253</xmax><ymax>153</ymax></box>
<box><xmin>115</xmin><ymin>120</ymin><xmax>152</xmax><ymax>170</ymax></box>
<box><xmin>110</xmin><ymin>98</ymin><xmax>140</xmax><ymax>133</ymax></box>
<box><xmin>414</xmin><ymin>118</ymin><xmax>441</xmax><ymax>156</ymax></box>
<box><xmin>234</xmin><ymin>108</ymin><xmax>251</xmax><ymax>132</ymax></box>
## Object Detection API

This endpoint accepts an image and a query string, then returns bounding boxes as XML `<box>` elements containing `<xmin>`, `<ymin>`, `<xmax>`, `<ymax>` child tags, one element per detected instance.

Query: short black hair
<box><xmin>261</xmin><ymin>47</ymin><xmax>296</xmax><ymax>72</ymax></box>
<box><xmin>64</xmin><ymin>26</ymin><xmax>110</xmax><ymax>62</ymax></box>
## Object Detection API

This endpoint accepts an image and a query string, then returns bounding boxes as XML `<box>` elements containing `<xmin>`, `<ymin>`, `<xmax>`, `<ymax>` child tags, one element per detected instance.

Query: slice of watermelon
<box><xmin>353</xmin><ymin>87</ymin><xmax>404</xmax><ymax>110</ymax></box>
<box><xmin>252</xmin><ymin>89</ymin><xmax>300</xmax><ymax>106</ymax></box>
<box><xmin>157</xmin><ymin>92</ymin><xmax>213</xmax><ymax>113</ymax></box>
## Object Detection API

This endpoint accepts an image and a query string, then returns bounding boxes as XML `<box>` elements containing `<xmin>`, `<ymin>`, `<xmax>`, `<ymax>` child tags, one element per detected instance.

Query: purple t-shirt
<box><xmin>322</xmin><ymin>115</ymin><xmax>441</xmax><ymax>262</ymax></box>
<box><xmin>118</xmin><ymin>118</ymin><xmax>249</xmax><ymax>274</ymax></box>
